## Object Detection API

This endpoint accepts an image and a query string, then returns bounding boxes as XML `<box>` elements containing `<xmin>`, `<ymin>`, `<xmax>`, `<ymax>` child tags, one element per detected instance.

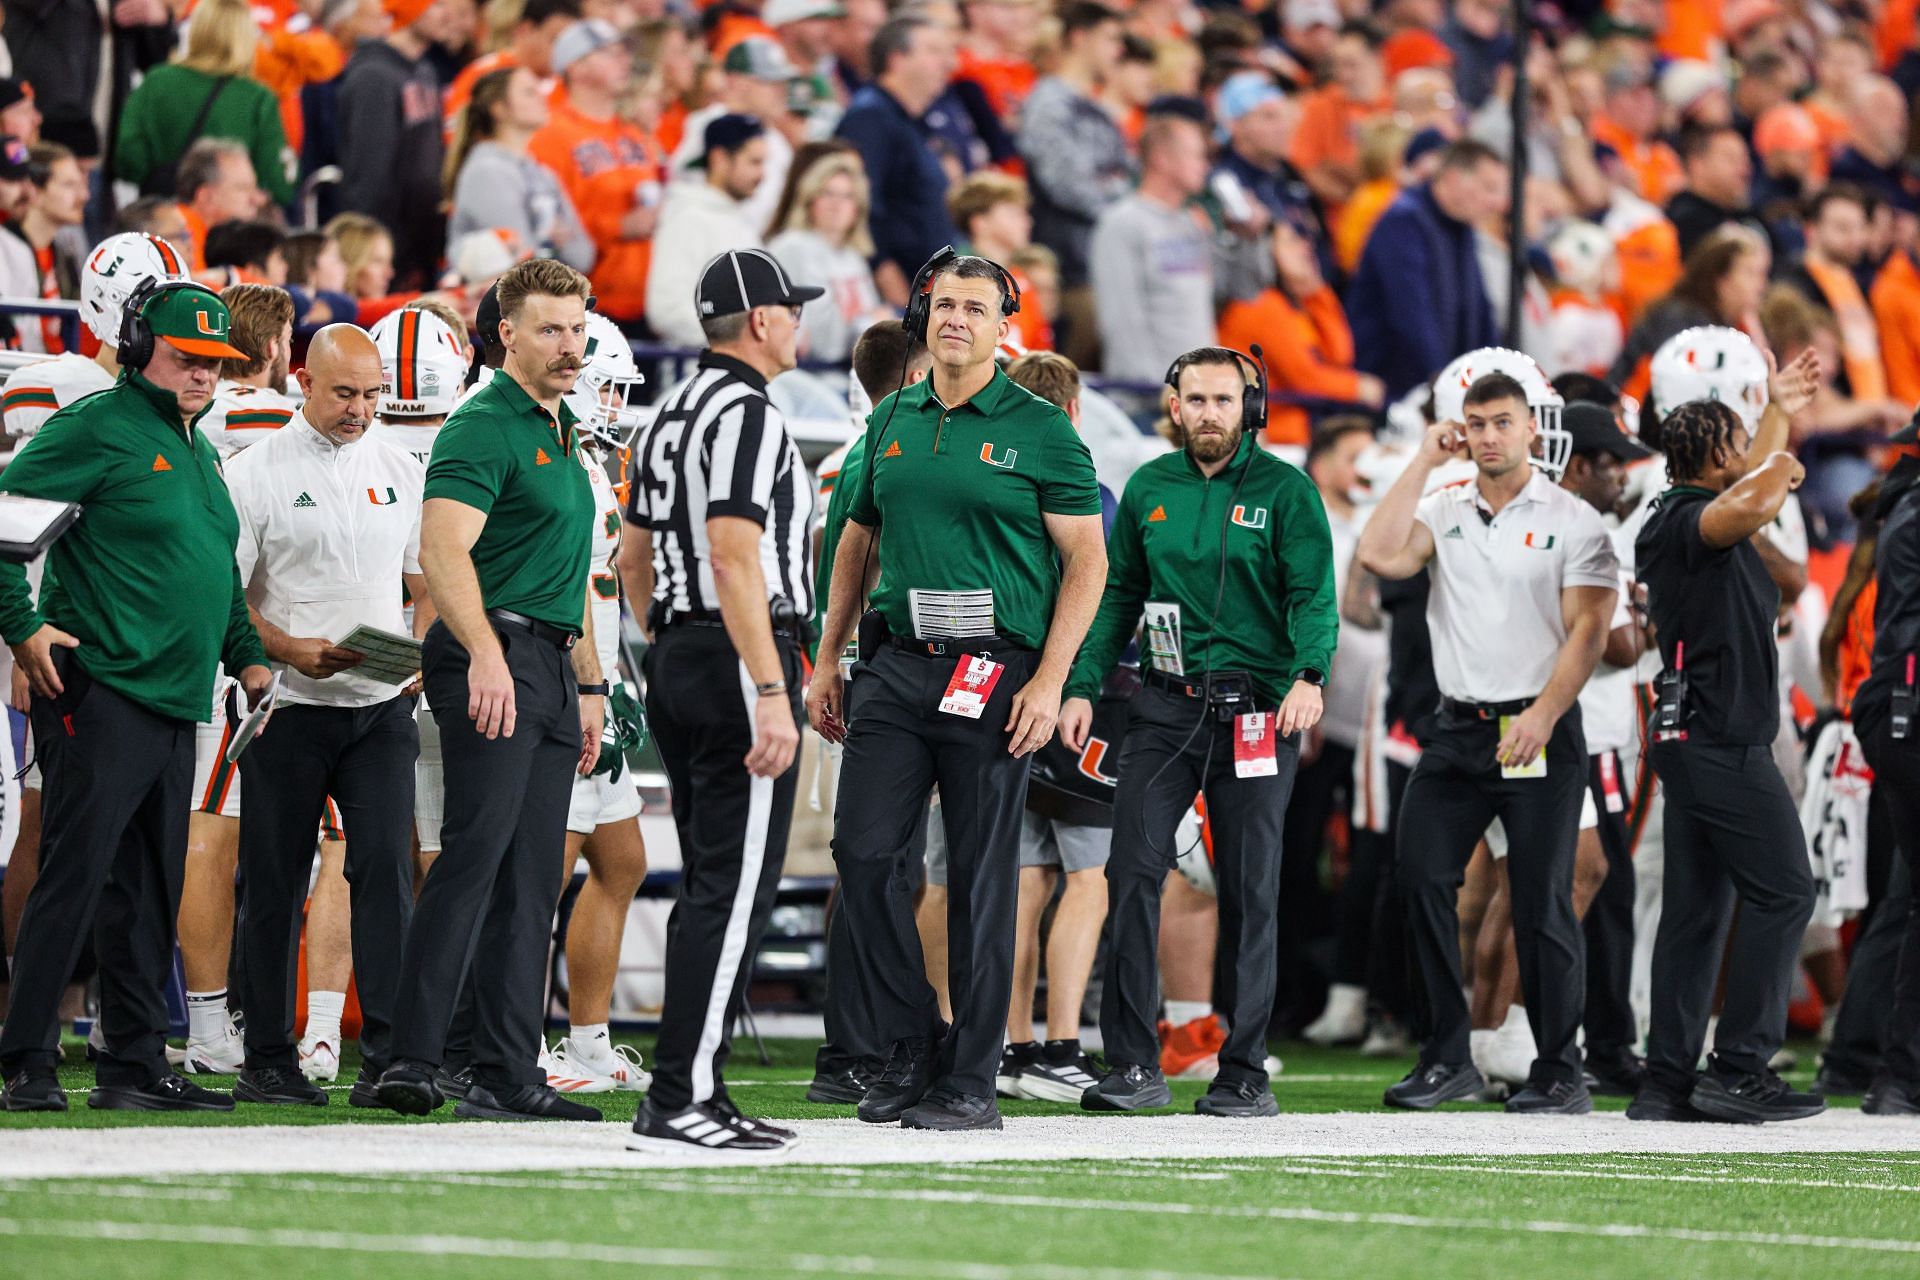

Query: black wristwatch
<box><xmin>1295</xmin><ymin>669</ymin><xmax>1326</xmax><ymax>687</ymax></box>
<box><xmin>577</xmin><ymin>681</ymin><xmax>612</xmax><ymax>696</ymax></box>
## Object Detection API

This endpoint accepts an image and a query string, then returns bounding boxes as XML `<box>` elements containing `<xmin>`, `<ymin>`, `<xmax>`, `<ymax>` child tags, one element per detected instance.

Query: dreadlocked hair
<box><xmin>1660</xmin><ymin>400</ymin><xmax>1744</xmax><ymax>483</ymax></box>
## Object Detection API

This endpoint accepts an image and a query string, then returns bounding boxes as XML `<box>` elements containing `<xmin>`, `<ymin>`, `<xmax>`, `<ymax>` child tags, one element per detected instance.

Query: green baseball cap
<box><xmin>143</xmin><ymin>285</ymin><xmax>248</xmax><ymax>360</ymax></box>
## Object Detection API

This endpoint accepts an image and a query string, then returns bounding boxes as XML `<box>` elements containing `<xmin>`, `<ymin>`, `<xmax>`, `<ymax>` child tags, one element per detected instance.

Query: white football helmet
<box><xmin>1650</xmin><ymin>325</ymin><xmax>1769</xmax><ymax>432</ymax></box>
<box><xmin>371</xmin><ymin>307</ymin><xmax>469</xmax><ymax>418</ymax></box>
<box><xmin>1546</xmin><ymin>220</ymin><xmax>1617</xmax><ymax>296</ymax></box>
<box><xmin>565</xmin><ymin>313</ymin><xmax>645</xmax><ymax>450</ymax></box>
<box><xmin>1430</xmin><ymin>347</ymin><xmax>1570</xmax><ymax>479</ymax></box>
<box><xmin>81</xmin><ymin>232</ymin><xmax>190</xmax><ymax>348</ymax></box>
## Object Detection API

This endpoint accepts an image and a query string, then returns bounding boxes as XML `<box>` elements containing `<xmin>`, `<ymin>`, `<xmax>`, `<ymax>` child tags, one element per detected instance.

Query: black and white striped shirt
<box><xmin>628</xmin><ymin>352</ymin><xmax>814</xmax><ymax>619</ymax></box>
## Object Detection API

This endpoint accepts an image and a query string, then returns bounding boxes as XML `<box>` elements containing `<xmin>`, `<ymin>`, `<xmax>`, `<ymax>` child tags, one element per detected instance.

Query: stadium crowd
<box><xmin>0</xmin><ymin>0</ymin><xmax>1918</xmax><ymax>1141</ymax></box>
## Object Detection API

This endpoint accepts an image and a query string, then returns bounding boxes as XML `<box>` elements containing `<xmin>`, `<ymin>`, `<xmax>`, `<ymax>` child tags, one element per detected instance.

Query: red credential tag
<box><xmin>1233</xmin><ymin>711</ymin><xmax>1279</xmax><ymax>778</ymax></box>
<box><xmin>1598</xmin><ymin>751</ymin><xmax>1625</xmax><ymax>814</ymax></box>
<box><xmin>938</xmin><ymin>655</ymin><xmax>1005</xmax><ymax>719</ymax></box>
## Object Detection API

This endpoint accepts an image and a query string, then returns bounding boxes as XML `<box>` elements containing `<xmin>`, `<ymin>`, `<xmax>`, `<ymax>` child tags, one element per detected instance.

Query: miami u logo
<box><xmin>1231</xmin><ymin>505</ymin><xmax>1267</xmax><ymax>529</ymax></box>
<box><xmin>1078</xmin><ymin>737</ymin><xmax>1117</xmax><ymax>786</ymax></box>
<box><xmin>195</xmin><ymin>310</ymin><xmax>225</xmax><ymax>337</ymax></box>
<box><xmin>980</xmin><ymin>443</ymin><xmax>1017</xmax><ymax>468</ymax></box>
<box><xmin>1524</xmin><ymin>532</ymin><xmax>1555</xmax><ymax>549</ymax></box>
<box><xmin>367</xmin><ymin>487</ymin><xmax>398</xmax><ymax>505</ymax></box>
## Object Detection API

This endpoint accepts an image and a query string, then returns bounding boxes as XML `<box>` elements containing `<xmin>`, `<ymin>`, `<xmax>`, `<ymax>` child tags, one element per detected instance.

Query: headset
<box><xmin>1162</xmin><ymin>343</ymin><xmax>1268</xmax><ymax>438</ymax></box>
<box><xmin>903</xmin><ymin>245</ymin><xmax>1021</xmax><ymax>344</ymax></box>
<box><xmin>115</xmin><ymin>276</ymin><xmax>211</xmax><ymax>372</ymax></box>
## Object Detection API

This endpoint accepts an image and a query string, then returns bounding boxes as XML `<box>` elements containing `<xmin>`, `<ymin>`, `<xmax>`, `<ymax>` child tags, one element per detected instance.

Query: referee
<box><xmin>1357</xmin><ymin>371</ymin><xmax>1618</xmax><ymax>1115</ymax></box>
<box><xmin>807</xmin><ymin>252</ymin><xmax>1108</xmax><ymax>1132</ymax></box>
<box><xmin>376</xmin><ymin>258</ymin><xmax>606</xmax><ymax>1122</ymax></box>
<box><xmin>624</xmin><ymin>248</ymin><xmax>820</xmax><ymax>1156</ymax></box>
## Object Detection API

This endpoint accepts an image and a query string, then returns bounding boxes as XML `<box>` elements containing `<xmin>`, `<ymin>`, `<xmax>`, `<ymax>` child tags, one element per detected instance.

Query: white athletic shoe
<box><xmin>542</xmin><ymin>1039</ymin><xmax>618</xmax><ymax>1094</ymax></box>
<box><xmin>565</xmin><ymin>1039</ymin><xmax>652</xmax><ymax>1093</ymax></box>
<box><xmin>299</xmin><ymin>1034</ymin><xmax>341</xmax><ymax>1084</ymax></box>
<box><xmin>1482</xmin><ymin>1008</ymin><xmax>1537</xmax><ymax>1088</ymax></box>
<box><xmin>176</xmin><ymin>1015</ymin><xmax>245</xmax><ymax>1075</ymax></box>
<box><xmin>1302</xmin><ymin>984</ymin><xmax>1368</xmax><ymax>1046</ymax></box>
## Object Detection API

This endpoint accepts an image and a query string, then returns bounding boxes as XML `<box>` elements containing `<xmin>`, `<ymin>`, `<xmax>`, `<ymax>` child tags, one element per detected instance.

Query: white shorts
<box><xmin>566</xmin><ymin>769</ymin><xmax>644</xmax><ymax>835</ymax></box>
<box><xmin>416</xmin><ymin>702</ymin><xmax>444</xmax><ymax>852</ymax></box>
<box><xmin>192</xmin><ymin>714</ymin><xmax>242</xmax><ymax>819</ymax></box>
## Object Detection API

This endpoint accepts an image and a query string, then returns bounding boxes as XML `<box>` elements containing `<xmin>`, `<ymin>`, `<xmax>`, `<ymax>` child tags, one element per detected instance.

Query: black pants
<box><xmin>1825</xmin><ymin>792</ymin><xmax>1903</xmax><ymax>1082</ymax></box>
<box><xmin>832</xmin><ymin>642</ymin><xmax>1038</xmax><ymax>1099</ymax></box>
<box><xmin>1277</xmin><ymin>741</ymin><xmax>1347</xmax><ymax>1022</ymax></box>
<box><xmin>237</xmin><ymin>698</ymin><xmax>417</xmax><ymax>1074</ymax></box>
<box><xmin>1583</xmin><ymin>749</ymin><xmax>1637</xmax><ymax>1057</ymax></box>
<box><xmin>1853</xmin><ymin>706</ymin><xmax>1920</xmax><ymax>1087</ymax></box>
<box><xmin>388</xmin><ymin>619</ymin><xmax>578</xmax><ymax>1088</ymax></box>
<box><xmin>1645</xmin><ymin>740</ymin><xmax>1816</xmax><ymax>1090</ymax></box>
<box><xmin>0</xmin><ymin>661</ymin><xmax>192</xmax><ymax>1085</ymax></box>
<box><xmin>814</xmin><ymin>802</ymin><xmax>927</xmax><ymax>1079</ymax></box>
<box><xmin>1102</xmin><ymin>685</ymin><xmax>1299</xmax><ymax>1085</ymax></box>
<box><xmin>644</xmin><ymin>623</ymin><xmax>802</xmax><ymax>1112</ymax></box>
<box><xmin>1397</xmin><ymin>705</ymin><xmax>1587</xmax><ymax>1084</ymax></box>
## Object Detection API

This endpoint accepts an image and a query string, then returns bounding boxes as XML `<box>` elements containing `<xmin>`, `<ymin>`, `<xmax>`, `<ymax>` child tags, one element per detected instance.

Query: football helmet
<box><xmin>1650</xmin><ymin>325</ymin><xmax>1769</xmax><ymax>432</ymax></box>
<box><xmin>1431</xmin><ymin>347</ymin><xmax>1570</xmax><ymax>479</ymax></box>
<box><xmin>1546</xmin><ymin>220</ymin><xmax>1617</xmax><ymax>296</ymax></box>
<box><xmin>371</xmin><ymin>307</ymin><xmax>468</xmax><ymax>418</ymax></box>
<box><xmin>81</xmin><ymin>233</ymin><xmax>190</xmax><ymax>348</ymax></box>
<box><xmin>565</xmin><ymin>312</ymin><xmax>646</xmax><ymax>450</ymax></box>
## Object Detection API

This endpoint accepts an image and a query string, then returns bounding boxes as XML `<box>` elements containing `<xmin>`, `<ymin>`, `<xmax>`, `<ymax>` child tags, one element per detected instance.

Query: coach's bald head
<box><xmin>298</xmin><ymin>323</ymin><xmax>385</xmax><ymax>445</ymax></box>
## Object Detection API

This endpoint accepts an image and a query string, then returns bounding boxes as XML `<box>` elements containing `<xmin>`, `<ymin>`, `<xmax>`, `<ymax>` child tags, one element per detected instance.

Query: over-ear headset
<box><xmin>1163</xmin><ymin>344</ymin><xmax>1269</xmax><ymax>437</ymax></box>
<box><xmin>904</xmin><ymin>245</ymin><xmax>1022</xmax><ymax>344</ymax></box>
<box><xmin>115</xmin><ymin>277</ymin><xmax>209</xmax><ymax>372</ymax></box>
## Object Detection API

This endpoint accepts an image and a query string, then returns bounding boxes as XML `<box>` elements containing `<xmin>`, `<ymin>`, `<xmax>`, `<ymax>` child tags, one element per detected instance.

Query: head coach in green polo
<box><xmin>375</xmin><ymin>256</ymin><xmax>607</xmax><ymax>1123</ymax></box>
<box><xmin>0</xmin><ymin>283</ymin><xmax>275</xmax><ymax>1113</ymax></box>
<box><xmin>806</xmin><ymin>252</ymin><xmax>1108</xmax><ymax>1132</ymax></box>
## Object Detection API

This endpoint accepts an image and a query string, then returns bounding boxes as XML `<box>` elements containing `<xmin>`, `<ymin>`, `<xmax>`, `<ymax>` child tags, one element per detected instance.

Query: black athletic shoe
<box><xmin>2</xmin><ymin>1070</ymin><xmax>67</xmax><ymax>1112</ymax></box>
<box><xmin>628</xmin><ymin>1098</ymin><xmax>792</xmax><ymax>1154</ymax></box>
<box><xmin>88</xmin><ymin>1073</ymin><xmax>234</xmax><ymax>1112</ymax></box>
<box><xmin>1582</xmin><ymin>1047</ymin><xmax>1648</xmax><ymax>1097</ymax></box>
<box><xmin>235</xmin><ymin>1066</ymin><xmax>328</xmax><ymax>1106</ymax></box>
<box><xmin>995</xmin><ymin>1041</ymin><xmax>1041</xmax><ymax>1099</ymax></box>
<box><xmin>715</xmin><ymin>1097</ymin><xmax>797</xmax><ymax>1141</ymax></box>
<box><xmin>434</xmin><ymin>1063</ymin><xmax>475</xmax><ymax>1101</ymax></box>
<box><xmin>375</xmin><ymin>1060</ymin><xmax>446</xmax><ymax>1115</ymax></box>
<box><xmin>1689</xmin><ymin>1069</ymin><xmax>1826</xmax><ymax>1124</ymax></box>
<box><xmin>1812</xmin><ymin>1061</ymin><xmax>1874</xmax><ymax>1098</ymax></box>
<box><xmin>1505</xmin><ymin>1079</ymin><xmax>1594</xmax><ymax>1115</ymax></box>
<box><xmin>804</xmin><ymin>1063</ymin><xmax>876</xmax><ymax>1105</ymax></box>
<box><xmin>1626</xmin><ymin>1077</ymin><xmax>1739</xmax><ymax>1123</ymax></box>
<box><xmin>1383</xmin><ymin>1061</ymin><xmax>1485</xmax><ymax>1110</ymax></box>
<box><xmin>857</xmin><ymin>1031</ymin><xmax>938</xmax><ymax>1124</ymax></box>
<box><xmin>454</xmin><ymin>1081</ymin><xmax>601</xmax><ymax>1121</ymax></box>
<box><xmin>1194</xmin><ymin>1078</ymin><xmax>1280</xmax><ymax>1117</ymax></box>
<box><xmin>348</xmin><ymin>1069</ymin><xmax>384</xmax><ymax>1109</ymax></box>
<box><xmin>901</xmin><ymin>1087</ymin><xmax>1003</xmax><ymax>1131</ymax></box>
<box><xmin>1081</xmin><ymin>1063</ymin><xmax>1173</xmax><ymax>1112</ymax></box>
<box><xmin>1862</xmin><ymin>1076</ymin><xmax>1920</xmax><ymax>1117</ymax></box>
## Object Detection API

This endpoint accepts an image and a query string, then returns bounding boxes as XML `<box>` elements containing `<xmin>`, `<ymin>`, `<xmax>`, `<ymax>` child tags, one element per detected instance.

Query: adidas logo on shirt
<box><xmin>535</xmin><ymin>448</ymin><xmax>552</xmax><ymax>465</ymax></box>
<box><xmin>1443</xmin><ymin>526</ymin><xmax>1463</xmax><ymax>539</ymax></box>
<box><xmin>151</xmin><ymin>454</ymin><xmax>172</xmax><ymax>473</ymax></box>
<box><xmin>293</xmin><ymin>491</ymin><xmax>317</xmax><ymax>509</ymax></box>
<box><xmin>1147</xmin><ymin>505</ymin><xmax>1167</xmax><ymax>522</ymax></box>
<box><xmin>882</xmin><ymin>440</ymin><xmax>902</xmax><ymax>458</ymax></box>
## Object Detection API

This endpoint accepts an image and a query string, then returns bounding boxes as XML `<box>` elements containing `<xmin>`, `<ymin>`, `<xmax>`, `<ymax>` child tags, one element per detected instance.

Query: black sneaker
<box><xmin>1195</xmin><ymin>1078</ymin><xmax>1280</xmax><ymax>1117</ymax></box>
<box><xmin>1812</xmin><ymin>1060</ymin><xmax>1874</xmax><ymax>1098</ymax></box>
<box><xmin>235</xmin><ymin>1066</ymin><xmax>328</xmax><ymax>1106</ymax></box>
<box><xmin>348</xmin><ymin>1069</ymin><xmax>384</xmax><ymax>1109</ymax></box>
<box><xmin>1627</xmin><ymin>1078</ymin><xmax>1717</xmax><ymax>1122</ymax></box>
<box><xmin>88</xmin><ymin>1073</ymin><xmax>234</xmax><ymax>1112</ymax></box>
<box><xmin>1505</xmin><ymin>1079</ymin><xmax>1594</xmax><ymax>1115</ymax></box>
<box><xmin>628</xmin><ymin>1098</ymin><xmax>792</xmax><ymax>1155</ymax></box>
<box><xmin>901</xmin><ymin>1087</ymin><xmax>1003</xmax><ymax>1131</ymax></box>
<box><xmin>434</xmin><ymin>1063</ymin><xmax>475</xmax><ymax>1101</ymax></box>
<box><xmin>2</xmin><ymin>1070</ymin><xmax>67</xmax><ymax>1112</ymax></box>
<box><xmin>1081</xmin><ymin>1063</ymin><xmax>1173</xmax><ymax>1112</ymax></box>
<box><xmin>1862</xmin><ymin>1076</ymin><xmax>1920</xmax><ymax>1117</ymax></box>
<box><xmin>1582</xmin><ymin>1047</ymin><xmax>1648</xmax><ymax>1097</ymax></box>
<box><xmin>1018</xmin><ymin>1046</ymin><xmax>1102</xmax><ymax>1105</ymax></box>
<box><xmin>857</xmin><ymin>1031</ymin><xmax>937</xmax><ymax>1124</ymax></box>
<box><xmin>454</xmin><ymin>1081</ymin><xmax>601</xmax><ymax>1121</ymax></box>
<box><xmin>715</xmin><ymin>1097</ymin><xmax>797</xmax><ymax>1141</ymax></box>
<box><xmin>375</xmin><ymin>1060</ymin><xmax>446</xmax><ymax>1115</ymax></box>
<box><xmin>995</xmin><ymin>1041</ymin><xmax>1041</xmax><ymax>1099</ymax></box>
<box><xmin>1690</xmin><ymin>1069</ymin><xmax>1826</xmax><ymax>1123</ymax></box>
<box><xmin>804</xmin><ymin>1063</ymin><xmax>876</xmax><ymax>1105</ymax></box>
<box><xmin>1384</xmin><ymin>1062</ymin><xmax>1485</xmax><ymax>1110</ymax></box>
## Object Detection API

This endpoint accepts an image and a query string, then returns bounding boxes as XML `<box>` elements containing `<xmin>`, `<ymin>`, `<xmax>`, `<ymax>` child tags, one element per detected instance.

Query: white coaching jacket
<box><xmin>225</xmin><ymin>411</ymin><xmax>425</xmax><ymax>708</ymax></box>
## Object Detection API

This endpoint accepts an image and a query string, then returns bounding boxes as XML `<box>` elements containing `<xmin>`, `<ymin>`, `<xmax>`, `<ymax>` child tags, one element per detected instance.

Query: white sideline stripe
<box><xmin>1272</xmin><ymin>1156</ymin><xmax>1920</xmax><ymax>1195</ymax></box>
<box><xmin>0</xmin><ymin>1217</ymin><xmax>1285</xmax><ymax>1280</ymax></box>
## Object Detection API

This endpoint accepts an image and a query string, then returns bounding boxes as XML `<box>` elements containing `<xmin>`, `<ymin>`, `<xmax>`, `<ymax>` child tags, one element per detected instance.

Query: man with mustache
<box><xmin>219</xmin><ymin>324</ymin><xmax>433</xmax><ymax>1107</ymax></box>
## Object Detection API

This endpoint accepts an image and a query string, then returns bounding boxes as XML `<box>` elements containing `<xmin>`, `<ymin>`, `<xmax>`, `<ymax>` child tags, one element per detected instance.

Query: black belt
<box><xmin>1441</xmin><ymin>695</ymin><xmax>1534</xmax><ymax>721</ymax></box>
<box><xmin>886</xmin><ymin>633</ymin><xmax>1029</xmax><ymax>660</ymax></box>
<box><xmin>487</xmin><ymin>608</ymin><xmax>575</xmax><ymax>651</ymax></box>
<box><xmin>659</xmin><ymin>608</ymin><xmax>798</xmax><ymax>640</ymax></box>
<box><xmin>1144</xmin><ymin>668</ymin><xmax>1212</xmax><ymax>699</ymax></box>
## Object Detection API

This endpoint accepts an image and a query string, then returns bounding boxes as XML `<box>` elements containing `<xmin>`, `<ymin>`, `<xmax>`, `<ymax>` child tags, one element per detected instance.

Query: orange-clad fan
<box><xmin>1873</xmin><ymin>221</ymin><xmax>1920</xmax><ymax>407</ymax></box>
<box><xmin>246</xmin><ymin>0</ymin><xmax>348</xmax><ymax>154</ymax></box>
<box><xmin>1592</xmin><ymin>60</ymin><xmax>1683</xmax><ymax>205</ymax></box>
<box><xmin>529</xmin><ymin>19</ymin><xmax>662</xmax><ymax>326</ymax></box>
<box><xmin>954</xmin><ymin>0</ymin><xmax>1039</xmax><ymax>120</ymax></box>
<box><xmin>707</xmin><ymin>0</ymin><xmax>775</xmax><ymax>56</ymax></box>
<box><xmin>1289</xmin><ymin>19</ymin><xmax>1390</xmax><ymax>218</ymax></box>
<box><xmin>1218</xmin><ymin>223</ymin><xmax>1382</xmax><ymax>447</ymax></box>
<box><xmin>442</xmin><ymin>0</ymin><xmax>582</xmax><ymax>141</ymax></box>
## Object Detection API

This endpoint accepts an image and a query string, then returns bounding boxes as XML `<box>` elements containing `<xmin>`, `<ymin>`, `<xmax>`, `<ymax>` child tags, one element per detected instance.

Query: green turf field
<box><xmin>2</xmin><ymin>1039</ymin><xmax>1912</xmax><ymax>1280</ymax></box>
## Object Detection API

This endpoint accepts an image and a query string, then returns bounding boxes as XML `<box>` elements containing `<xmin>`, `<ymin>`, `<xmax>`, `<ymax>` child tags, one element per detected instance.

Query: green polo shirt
<box><xmin>425</xmin><ymin>372</ymin><xmax>594</xmax><ymax>635</ymax></box>
<box><xmin>809</xmin><ymin>429</ymin><xmax>867</xmax><ymax>662</ymax></box>
<box><xmin>0</xmin><ymin>371</ymin><xmax>268</xmax><ymax>722</ymax></box>
<box><xmin>848</xmin><ymin>368</ymin><xmax>1101</xmax><ymax>651</ymax></box>
<box><xmin>1066</xmin><ymin>431</ymin><xmax>1339</xmax><ymax>708</ymax></box>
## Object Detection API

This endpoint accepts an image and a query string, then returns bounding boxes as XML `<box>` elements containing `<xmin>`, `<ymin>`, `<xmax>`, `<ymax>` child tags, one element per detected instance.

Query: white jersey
<box><xmin>199</xmin><ymin>380</ymin><xmax>297</xmax><ymax>457</ymax></box>
<box><xmin>2</xmin><ymin>353</ymin><xmax>114</xmax><ymax>444</ymax></box>
<box><xmin>583</xmin><ymin>447</ymin><xmax>623</xmax><ymax>675</ymax></box>
<box><xmin>368</xmin><ymin>418</ymin><xmax>443</xmax><ymax>467</ymax></box>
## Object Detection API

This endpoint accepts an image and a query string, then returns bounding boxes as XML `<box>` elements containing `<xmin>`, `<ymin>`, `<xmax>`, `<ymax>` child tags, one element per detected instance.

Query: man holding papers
<box><xmin>222</xmin><ymin>323</ymin><xmax>432</xmax><ymax>1107</ymax></box>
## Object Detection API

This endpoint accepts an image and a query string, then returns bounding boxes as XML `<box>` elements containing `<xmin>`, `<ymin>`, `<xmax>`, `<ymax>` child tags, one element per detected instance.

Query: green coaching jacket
<box><xmin>0</xmin><ymin>371</ymin><xmax>268</xmax><ymax>722</ymax></box>
<box><xmin>1067</xmin><ymin>430</ymin><xmax>1338</xmax><ymax>709</ymax></box>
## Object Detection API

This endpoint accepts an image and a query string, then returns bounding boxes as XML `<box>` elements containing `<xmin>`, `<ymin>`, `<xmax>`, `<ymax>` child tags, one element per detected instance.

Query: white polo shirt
<box><xmin>226</xmin><ymin>412</ymin><xmax>426</xmax><ymax>709</ymax></box>
<box><xmin>1415</xmin><ymin>469</ymin><xmax>1620</xmax><ymax>705</ymax></box>
<box><xmin>1577</xmin><ymin>564</ymin><xmax>1638</xmax><ymax>754</ymax></box>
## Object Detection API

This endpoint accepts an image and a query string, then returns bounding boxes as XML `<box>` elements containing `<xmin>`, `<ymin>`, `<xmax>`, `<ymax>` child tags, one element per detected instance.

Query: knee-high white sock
<box><xmin>186</xmin><ymin>989</ymin><xmax>229</xmax><ymax>1043</ymax></box>
<box><xmin>306</xmin><ymin>990</ymin><xmax>346</xmax><ymax>1045</ymax></box>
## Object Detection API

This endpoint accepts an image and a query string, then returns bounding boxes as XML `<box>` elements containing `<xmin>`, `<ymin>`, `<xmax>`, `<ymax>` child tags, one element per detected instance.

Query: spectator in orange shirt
<box><xmin>1590</xmin><ymin>59</ymin><xmax>1682</xmax><ymax>204</ymax></box>
<box><xmin>1289</xmin><ymin>19</ymin><xmax>1390</xmax><ymax>211</ymax></box>
<box><xmin>1219</xmin><ymin>222</ymin><xmax>1383</xmax><ymax>446</ymax></box>
<box><xmin>1804</xmin><ymin>28</ymin><xmax>1874</xmax><ymax>157</ymax></box>
<box><xmin>707</xmin><ymin>0</ymin><xmax>776</xmax><ymax>57</ymax></box>
<box><xmin>1108</xmin><ymin>34</ymin><xmax>1160</xmax><ymax>146</ymax></box>
<box><xmin>174</xmin><ymin>138</ymin><xmax>271</xmax><ymax>273</ymax></box>
<box><xmin>1332</xmin><ymin>116</ymin><xmax>1413</xmax><ymax>276</ymax></box>
<box><xmin>442</xmin><ymin>0</ymin><xmax>584</xmax><ymax>140</ymax></box>
<box><xmin>947</xmin><ymin>170</ymin><xmax>1050</xmax><ymax>351</ymax></box>
<box><xmin>251</xmin><ymin>0</ymin><xmax>349</xmax><ymax>156</ymax></box>
<box><xmin>1730</xmin><ymin>47</ymin><xmax>1803</xmax><ymax>143</ymax></box>
<box><xmin>954</xmin><ymin>0</ymin><xmax>1039</xmax><ymax>120</ymax></box>
<box><xmin>1872</xmin><ymin>206</ymin><xmax>1920</xmax><ymax>405</ymax></box>
<box><xmin>636</xmin><ymin>17</ymin><xmax>703</xmax><ymax>156</ymax></box>
<box><xmin>530</xmin><ymin>18</ymin><xmax>665</xmax><ymax>326</ymax></box>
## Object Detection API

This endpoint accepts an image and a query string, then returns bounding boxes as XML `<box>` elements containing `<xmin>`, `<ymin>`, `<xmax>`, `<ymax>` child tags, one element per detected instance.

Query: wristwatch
<box><xmin>577</xmin><ymin>681</ymin><xmax>612</xmax><ymax>696</ymax></box>
<box><xmin>1295</xmin><ymin>669</ymin><xmax>1326</xmax><ymax>687</ymax></box>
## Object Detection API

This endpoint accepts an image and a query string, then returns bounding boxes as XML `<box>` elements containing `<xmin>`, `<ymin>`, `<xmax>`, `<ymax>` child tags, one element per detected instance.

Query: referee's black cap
<box><xmin>696</xmin><ymin>248</ymin><xmax>824</xmax><ymax>320</ymax></box>
<box><xmin>1564</xmin><ymin>400</ymin><xmax>1651</xmax><ymax>460</ymax></box>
